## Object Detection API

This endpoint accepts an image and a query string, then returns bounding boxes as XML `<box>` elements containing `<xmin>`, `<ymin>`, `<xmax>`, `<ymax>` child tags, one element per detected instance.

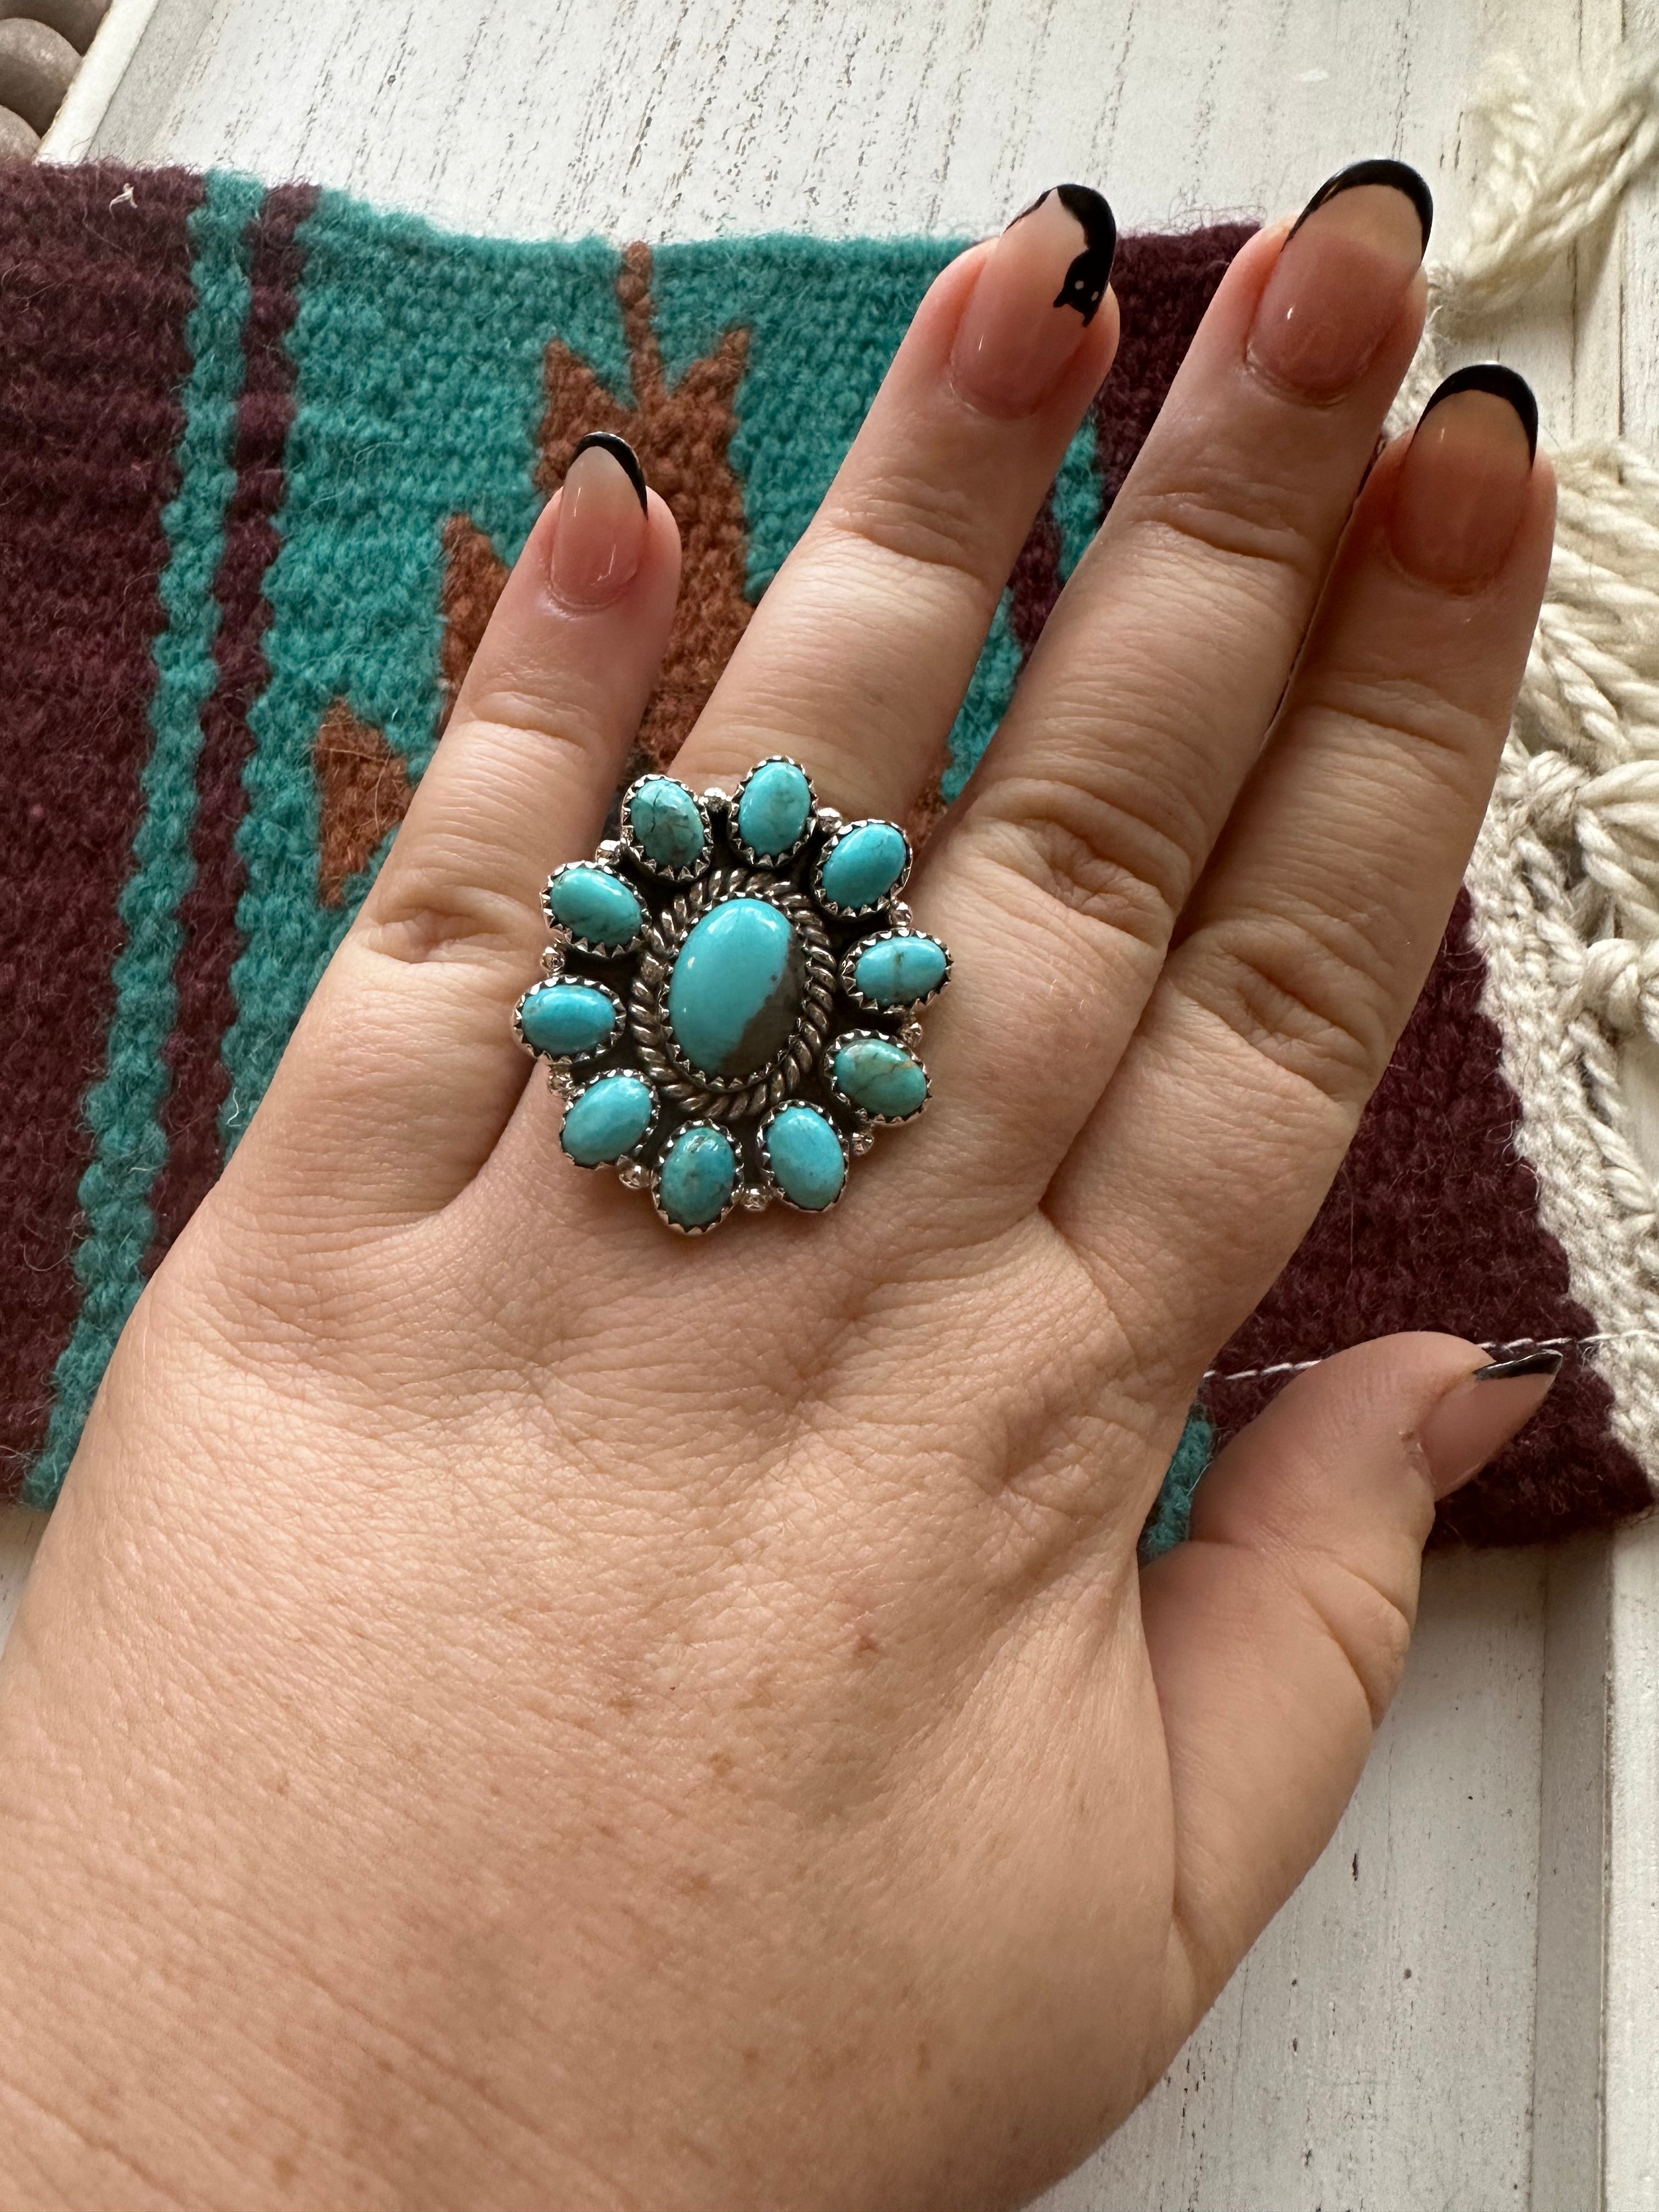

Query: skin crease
<box><xmin>0</xmin><ymin>177</ymin><xmax>1558</xmax><ymax>2212</ymax></box>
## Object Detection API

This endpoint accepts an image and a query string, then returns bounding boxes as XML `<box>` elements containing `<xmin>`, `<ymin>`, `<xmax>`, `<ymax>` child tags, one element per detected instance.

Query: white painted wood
<box><xmin>94</xmin><ymin>0</ymin><xmax>1491</xmax><ymax>245</ymax></box>
<box><xmin>1053</xmin><ymin>1550</ymin><xmax>1549</xmax><ymax>2211</ymax></box>
<box><xmin>1607</xmin><ymin>1514</ymin><xmax>1659</xmax><ymax>2212</ymax></box>
<box><xmin>1531</xmin><ymin>1536</ymin><xmax>1612</xmax><ymax>2210</ymax></box>
<box><xmin>5</xmin><ymin>0</ymin><xmax>1639</xmax><ymax>2202</ymax></box>
<box><xmin>36</xmin><ymin>0</ymin><xmax>164</xmax><ymax>161</ymax></box>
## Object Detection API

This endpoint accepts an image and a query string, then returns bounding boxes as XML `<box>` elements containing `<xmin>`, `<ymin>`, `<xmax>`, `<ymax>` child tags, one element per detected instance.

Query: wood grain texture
<box><xmin>1063</xmin><ymin>1549</ymin><xmax>1549</xmax><ymax>2210</ymax></box>
<box><xmin>0</xmin><ymin>0</ymin><xmax>1630</xmax><ymax>2203</ymax></box>
<box><xmin>97</xmin><ymin>0</ymin><xmax>1486</xmax><ymax>243</ymax></box>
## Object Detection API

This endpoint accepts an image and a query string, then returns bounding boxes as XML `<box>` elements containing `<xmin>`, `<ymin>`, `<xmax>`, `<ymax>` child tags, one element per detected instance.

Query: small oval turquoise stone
<box><xmin>737</xmin><ymin>759</ymin><xmax>813</xmax><ymax>855</ymax></box>
<box><xmin>629</xmin><ymin>777</ymin><xmax>706</xmax><ymax>871</ymax></box>
<box><xmin>667</xmin><ymin>898</ymin><xmax>805</xmax><ymax>1077</ymax></box>
<box><xmin>561</xmin><ymin>1073</ymin><xmax>656</xmax><ymax>1165</ymax></box>
<box><xmin>764</xmin><ymin>1104</ymin><xmax>846</xmax><ymax>1211</ymax></box>
<box><xmin>658</xmin><ymin>1125</ymin><xmax>737</xmax><ymax>1228</ymax></box>
<box><xmin>520</xmin><ymin>981</ymin><xmax>617</xmax><ymax>1058</ymax></box>
<box><xmin>851</xmin><ymin>933</ymin><xmax>948</xmax><ymax>1007</ymax></box>
<box><xmin>547</xmin><ymin>863</ymin><xmax>643</xmax><ymax>949</ymax></box>
<box><xmin>833</xmin><ymin>1035</ymin><xmax>928</xmax><ymax>1121</ymax></box>
<box><xmin>821</xmin><ymin>820</ymin><xmax>909</xmax><ymax>910</ymax></box>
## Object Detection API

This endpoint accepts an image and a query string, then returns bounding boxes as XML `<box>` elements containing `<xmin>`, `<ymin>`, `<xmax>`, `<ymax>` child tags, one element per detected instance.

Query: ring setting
<box><xmin>515</xmin><ymin>757</ymin><xmax>951</xmax><ymax>1233</ymax></box>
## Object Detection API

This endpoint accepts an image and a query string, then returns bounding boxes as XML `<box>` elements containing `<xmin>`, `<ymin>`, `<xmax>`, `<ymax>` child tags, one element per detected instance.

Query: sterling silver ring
<box><xmin>513</xmin><ymin>757</ymin><xmax>951</xmax><ymax>1233</ymax></box>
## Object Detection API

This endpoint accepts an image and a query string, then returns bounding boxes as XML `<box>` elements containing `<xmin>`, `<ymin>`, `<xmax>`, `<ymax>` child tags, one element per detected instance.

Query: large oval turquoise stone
<box><xmin>851</xmin><ymin>933</ymin><xmax>947</xmax><ymax>1007</ymax></box>
<box><xmin>561</xmin><ymin>1073</ymin><xmax>656</xmax><ymax>1165</ymax></box>
<box><xmin>821</xmin><ymin>820</ymin><xmax>909</xmax><ymax>910</ymax></box>
<box><xmin>737</xmin><ymin>759</ymin><xmax>813</xmax><ymax>855</ymax></box>
<box><xmin>658</xmin><ymin>1125</ymin><xmax>737</xmax><ymax>1228</ymax></box>
<box><xmin>547</xmin><ymin>863</ymin><xmax>643</xmax><ymax>949</ymax></box>
<box><xmin>833</xmin><ymin>1035</ymin><xmax>928</xmax><ymax>1121</ymax></box>
<box><xmin>667</xmin><ymin>898</ymin><xmax>805</xmax><ymax>1077</ymax></box>
<box><xmin>765</xmin><ymin>1105</ymin><xmax>846</xmax><ymax>1211</ymax></box>
<box><xmin>629</xmin><ymin>777</ymin><xmax>706</xmax><ymax>871</ymax></box>
<box><xmin>520</xmin><ymin>981</ymin><xmax>617</xmax><ymax>1057</ymax></box>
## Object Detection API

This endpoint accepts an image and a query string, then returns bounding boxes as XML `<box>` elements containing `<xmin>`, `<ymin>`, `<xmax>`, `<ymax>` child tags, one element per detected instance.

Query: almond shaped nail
<box><xmin>551</xmin><ymin>433</ymin><xmax>648</xmax><ymax>606</ymax></box>
<box><xmin>1248</xmin><ymin>160</ymin><xmax>1429</xmax><ymax>399</ymax></box>
<box><xmin>1418</xmin><ymin>1349</ymin><xmax>1561</xmax><ymax>1497</ymax></box>
<box><xmin>1388</xmin><ymin>365</ymin><xmax>1538</xmax><ymax>587</ymax></box>
<box><xmin>1290</xmin><ymin>157</ymin><xmax>1434</xmax><ymax>253</ymax></box>
<box><xmin>951</xmin><ymin>182</ymin><xmax>1117</xmax><ymax>417</ymax></box>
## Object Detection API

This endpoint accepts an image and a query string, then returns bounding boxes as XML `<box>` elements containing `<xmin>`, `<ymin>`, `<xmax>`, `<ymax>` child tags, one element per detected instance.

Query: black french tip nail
<box><xmin>1009</xmin><ymin>182</ymin><xmax>1118</xmax><ymax>326</ymax></box>
<box><xmin>1420</xmin><ymin>362</ymin><xmax>1540</xmax><ymax>463</ymax></box>
<box><xmin>1289</xmin><ymin>157</ymin><xmax>1434</xmax><ymax>253</ymax></box>
<box><xmin>569</xmin><ymin>430</ymin><xmax>648</xmax><ymax>514</ymax></box>
<box><xmin>1471</xmin><ymin>1350</ymin><xmax>1565</xmax><ymax>1382</ymax></box>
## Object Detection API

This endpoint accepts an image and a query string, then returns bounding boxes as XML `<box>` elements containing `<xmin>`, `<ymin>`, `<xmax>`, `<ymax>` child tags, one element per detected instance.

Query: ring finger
<box><xmin>917</xmin><ymin>162</ymin><xmax>1434</xmax><ymax>1191</ymax></box>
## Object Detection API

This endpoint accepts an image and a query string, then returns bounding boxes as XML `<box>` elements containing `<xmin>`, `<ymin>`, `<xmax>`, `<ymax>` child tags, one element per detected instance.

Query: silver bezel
<box><xmin>757</xmin><ymin>1102</ymin><xmax>852</xmax><ymax>1215</ymax></box>
<box><xmin>628</xmin><ymin>866</ymin><xmax>838</xmax><ymax>1121</ymax></box>
<box><xmin>650</xmin><ymin>1119</ymin><xmax>742</xmax><ymax>1236</ymax></box>
<box><xmin>557</xmin><ymin>1068</ymin><xmax>662</xmax><ymax>1173</ymax></box>
<box><xmin>512</xmin><ymin>975</ymin><xmax>627</xmax><ymax>1070</ymax></box>
<box><xmin>617</xmin><ymin>774</ymin><xmax>713</xmax><ymax>882</ymax></box>
<box><xmin>840</xmin><ymin>927</ymin><xmax>952</xmax><ymax>1015</ymax></box>
<box><xmin>729</xmin><ymin>754</ymin><xmax>820</xmax><ymax>868</ymax></box>
<box><xmin>542</xmin><ymin>860</ymin><xmax>646</xmax><ymax>958</ymax></box>
<box><xmin>823</xmin><ymin>1027</ymin><xmax>931</xmax><ymax>1125</ymax></box>
<box><xmin>811</xmin><ymin>817</ymin><xmax>913</xmax><ymax>919</ymax></box>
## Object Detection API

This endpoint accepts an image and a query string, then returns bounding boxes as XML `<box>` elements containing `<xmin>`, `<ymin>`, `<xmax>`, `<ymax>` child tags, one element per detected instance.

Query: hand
<box><xmin>0</xmin><ymin>169</ymin><xmax>1556</xmax><ymax>2211</ymax></box>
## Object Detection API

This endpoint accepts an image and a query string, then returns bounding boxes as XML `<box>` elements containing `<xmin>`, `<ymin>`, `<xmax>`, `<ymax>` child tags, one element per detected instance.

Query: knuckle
<box><xmin>968</xmin><ymin>770</ymin><xmax>1197</xmax><ymax>961</ymax></box>
<box><xmin>1176</xmin><ymin>904</ymin><xmax>1398</xmax><ymax>1109</ymax></box>
<box><xmin>1127</xmin><ymin>464</ymin><xmax>1330</xmax><ymax>599</ymax></box>
<box><xmin>456</xmin><ymin>691</ymin><xmax>610</xmax><ymax>774</ymax></box>
<box><xmin>1299</xmin><ymin>1561</ymin><xmax>1417</xmax><ymax>1727</ymax></box>
<box><xmin>818</xmin><ymin>460</ymin><xmax>1003</xmax><ymax>597</ymax></box>
<box><xmin>359</xmin><ymin>836</ymin><xmax>534</xmax><ymax>968</ymax></box>
<box><xmin>1306</xmin><ymin>678</ymin><xmax>1502</xmax><ymax>802</ymax></box>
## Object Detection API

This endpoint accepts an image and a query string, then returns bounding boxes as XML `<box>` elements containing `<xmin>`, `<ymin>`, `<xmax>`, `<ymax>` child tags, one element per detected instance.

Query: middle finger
<box><xmin>672</xmin><ymin>186</ymin><xmax>1121</xmax><ymax>818</ymax></box>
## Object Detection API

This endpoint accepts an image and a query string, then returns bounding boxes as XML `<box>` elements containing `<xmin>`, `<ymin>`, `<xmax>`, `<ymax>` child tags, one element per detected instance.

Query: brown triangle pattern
<box><xmin>314</xmin><ymin>698</ymin><xmax>415</xmax><ymax>909</ymax></box>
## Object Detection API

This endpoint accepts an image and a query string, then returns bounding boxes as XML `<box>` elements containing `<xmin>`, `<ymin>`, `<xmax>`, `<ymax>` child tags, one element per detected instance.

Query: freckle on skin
<box><xmin>710</xmin><ymin>1750</ymin><xmax>733</xmax><ymax>1778</ymax></box>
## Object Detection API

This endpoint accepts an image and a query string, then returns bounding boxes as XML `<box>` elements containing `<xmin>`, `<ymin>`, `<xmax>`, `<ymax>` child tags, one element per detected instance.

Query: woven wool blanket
<box><xmin>1</xmin><ymin>160</ymin><xmax>1651</xmax><ymax>1547</ymax></box>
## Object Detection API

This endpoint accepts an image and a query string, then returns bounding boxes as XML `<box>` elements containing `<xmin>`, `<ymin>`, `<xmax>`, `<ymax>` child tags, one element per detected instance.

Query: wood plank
<box><xmin>97</xmin><ymin>0</ymin><xmax>1489</xmax><ymax>244</ymax></box>
<box><xmin>1047</xmin><ymin>1549</ymin><xmax>1549</xmax><ymax>2209</ymax></box>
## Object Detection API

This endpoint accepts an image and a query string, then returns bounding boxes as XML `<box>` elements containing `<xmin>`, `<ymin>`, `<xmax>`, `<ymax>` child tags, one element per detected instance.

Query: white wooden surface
<box><xmin>13</xmin><ymin>0</ymin><xmax>1652</xmax><ymax>2202</ymax></box>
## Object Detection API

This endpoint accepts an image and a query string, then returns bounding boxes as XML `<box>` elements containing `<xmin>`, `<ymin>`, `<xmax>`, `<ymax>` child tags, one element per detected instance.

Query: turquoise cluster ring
<box><xmin>514</xmin><ymin>757</ymin><xmax>951</xmax><ymax>1233</ymax></box>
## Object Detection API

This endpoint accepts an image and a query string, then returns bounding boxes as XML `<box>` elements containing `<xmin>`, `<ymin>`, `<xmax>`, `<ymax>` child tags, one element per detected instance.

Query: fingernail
<box><xmin>1417</xmin><ymin>1350</ymin><xmax>1562</xmax><ymax>1498</ymax></box>
<box><xmin>951</xmin><ymin>183</ymin><xmax>1117</xmax><ymax>417</ymax></box>
<box><xmin>1248</xmin><ymin>158</ymin><xmax>1430</xmax><ymax>399</ymax></box>
<box><xmin>1387</xmin><ymin>365</ymin><xmax>1539</xmax><ymax>587</ymax></box>
<box><xmin>551</xmin><ymin>432</ymin><xmax>648</xmax><ymax>606</ymax></box>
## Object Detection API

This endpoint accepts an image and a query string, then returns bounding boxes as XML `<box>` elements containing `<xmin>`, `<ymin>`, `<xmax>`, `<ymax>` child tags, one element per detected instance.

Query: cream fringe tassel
<box><xmin>1426</xmin><ymin>53</ymin><xmax>1659</xmax><ymax>1479</ymax></box>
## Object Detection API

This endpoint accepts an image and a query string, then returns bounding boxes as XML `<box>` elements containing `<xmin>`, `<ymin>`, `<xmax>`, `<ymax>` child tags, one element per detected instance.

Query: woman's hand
<box><xmin>0</xmin><ymin>169</ymin><xmax>1556</xmax><ymax>2211</ymax></box>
